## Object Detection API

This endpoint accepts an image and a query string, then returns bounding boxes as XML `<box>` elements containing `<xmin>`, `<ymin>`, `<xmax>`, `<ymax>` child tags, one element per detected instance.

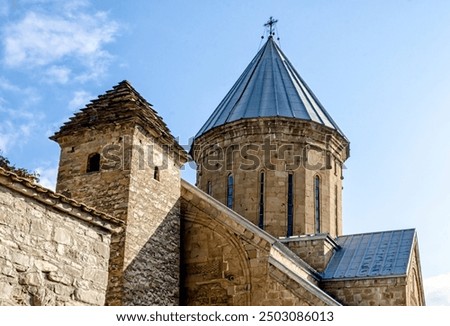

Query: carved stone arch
<box><xmin>181</xmin><ymin>211</ymin><xmax>252</xmax><ymax>305</ymax></box>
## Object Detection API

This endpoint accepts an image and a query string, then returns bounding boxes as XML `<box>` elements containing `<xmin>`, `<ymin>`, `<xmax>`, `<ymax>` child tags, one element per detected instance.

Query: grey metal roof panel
<box><xmin>322</xmin><ymin>229</ymin><xmax>416</xmax><ymax>280</ymax></box>
<box><xmin>195</xmin><ymin>37</ymin><xmax>346</xmax><ymax>138</ymax></box>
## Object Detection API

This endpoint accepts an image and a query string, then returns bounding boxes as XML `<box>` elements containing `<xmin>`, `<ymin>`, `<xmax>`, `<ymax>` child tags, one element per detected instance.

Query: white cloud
<box><xmin>68</xmin><ymin>90</ymin><xmax>93</xmax><ymax>111</ymax></box>
<box><xmin>2</xmin><ymin>6</ymin><xmax>119</xmax><ymax>82</ymax></box>
<box><xmin>35</xmin><ymin>165</ymin><xmax>58</xmax><ymax>191</ymax></box>
<box><xmin>425</xmin><ymin>272</ymin><xmax>450</xmax><ymax>306</ymax></box>
<box><xmin>0</xmin><ymin>114</ymin><xmax>39</xmax><ymax>153</ymax></box>
<box><xmin>0</xmin><ymin>76</ymin><xmax>21</xmax><ymax>92</ymax></box>
<box><xmin>45</xmin><ymin>65</ymin><xmax>71</xmax><ymax>84</ymax></box>
<box><xmin>0</xmin><ymin>78</ymin><xmax>42</xmax><ymax>153</ymax></box>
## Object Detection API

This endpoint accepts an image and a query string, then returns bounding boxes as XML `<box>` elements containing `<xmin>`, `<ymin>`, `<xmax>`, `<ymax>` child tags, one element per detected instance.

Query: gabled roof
<box><xmin>51</xmin><ymin>80</ymin><xmax>188</xmax><ymax>162</ymax></box>
<box><xmin>322</xmin><ymin>229</ymin><xmax>416</xmax><ymax>280</ymax></box>
<box><xmin>195</xmin><ymin>37</ymin><xmax>345</xmax><ymax>138</ymax></box>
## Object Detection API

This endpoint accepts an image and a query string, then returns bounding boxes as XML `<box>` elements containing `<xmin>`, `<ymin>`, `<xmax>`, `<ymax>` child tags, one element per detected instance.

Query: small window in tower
<box><xmin>154</xmin><ymin>166</ymin><xmax>160</xmax><ymax>181</ymax></box>
<box><xmin>86</xmin><ymin>153</ymin><xmax>100</xmax><ymax>173</ymax></box>
<box><xmin>258</xmin><ymin>171</ymin><xmax>265</xmax><ymax>229</ymax></box>
<box><xmin>287</xmin><ymin>173</ymin><xmax>294</xmax><ymax>237</ymax></box>
<box><xmin>226</xmin><ymin>174</ymin><xmax>234</xmax><ymax>209</ymax></box>
<box><xmin>314</xmin><ymin>175</ymin><xmax>321</xmax><ymax>234</ymax></box>
<box><xmin>207</xmin><ymin>181</ymin><xmax>212</xmax><ymax>195</ymax></box>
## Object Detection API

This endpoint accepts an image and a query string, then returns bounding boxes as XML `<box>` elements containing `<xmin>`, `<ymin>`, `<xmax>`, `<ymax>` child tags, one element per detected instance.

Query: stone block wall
<box><xmin>0</xmin><ymin>174</ymin><xmax>118</xmax><ymax>306</ymax></box>
<box><xmin>121</xmin><ymin>125</ymin><xmax>182</xmax><ymax>305</ymax></box>
<box><xmin>53</xmin><ymin>121</ymin><xmax>185</xmax><ymax>305</ymax></box>
<box><xmin>281</xmin><ymin>234</ymin><xmax>338</xmax><ymax>273</ymax></box>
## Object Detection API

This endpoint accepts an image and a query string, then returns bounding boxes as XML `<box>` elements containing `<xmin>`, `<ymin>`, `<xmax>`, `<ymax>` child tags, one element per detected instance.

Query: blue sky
<box><xmin>1</xmin><ymin>0</ymin><xmax>449</xmax><ymax>305</ymax></box>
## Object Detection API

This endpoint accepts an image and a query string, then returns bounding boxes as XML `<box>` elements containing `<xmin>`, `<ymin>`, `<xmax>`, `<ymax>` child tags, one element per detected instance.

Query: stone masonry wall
<box><xmin>53</xmin><ymin>122</ymin><xmax>184</xmax><ymax>305</ymax></box>
<box><xmin>181</xmin><ymin>180</ymin><xmax>337</xmax><ymax>306</ymax></box>
<box><xmin>121</xmin><ymin>125</ymin><xmax>182</xmax><ymax>305</ymax></box>
<box><xmin>0</xmin><ymin>183</ymin><xmax>114</xmax><ymax>306</ymax></box>
<box><xmin>54</xmin><ymin>124</ymin><xmax>134</xmax><ymax>305</ymax></box>
<box><xmin>281</xmin><ymin>235</ymin><xmax>338</xmax><ymax>273</ymax></box>
<box><xmin>405</xmin><ymin>244</ymin><xmax>425</xmax><ymax>306</ymax></box>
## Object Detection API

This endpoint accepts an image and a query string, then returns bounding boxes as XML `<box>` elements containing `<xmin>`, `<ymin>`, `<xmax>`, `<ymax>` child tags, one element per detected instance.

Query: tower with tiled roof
<box><xmin>51</xmin><ymin>80</ymin><xmax>188</xmax><ymax>305</ymax></box>
<box><xmin>192</xmin><ymin>21</ymin><xmax>350</xmax><ymax>239</ymax></box>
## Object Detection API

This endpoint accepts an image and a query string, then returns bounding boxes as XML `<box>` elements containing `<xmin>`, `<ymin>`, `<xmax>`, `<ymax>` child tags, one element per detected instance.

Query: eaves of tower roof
<box><xmin>50</xmin><ymin>80</ymin><xmax>188</xmax><ymax>163</ymax></box>
<box><xmin>195</xmin><ymin>37</ymin><xmax>346</xmax><ymax>139</ymax></box>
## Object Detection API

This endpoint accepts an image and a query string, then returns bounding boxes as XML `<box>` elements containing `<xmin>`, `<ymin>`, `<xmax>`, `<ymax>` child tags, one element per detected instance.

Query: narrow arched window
<box><xmin>258</xmin><ymin>171</ymin><xmax>265</xmax><ymax>229</ymax></box>
<box><xmin>287</xmin><ymin>173</ymin><xmax>294</xmax><ymax>237</ymax></box>
<box><xmin>314</xmin><ymin>175</ymin><xmax>321</xmax><ymax>233</ymax></box>
<box><xmin>226</xmin><ymin>174</ymin><xmax>234</xmax><ymax>209</ymax></box>
<box><xmin>207</xmin><ymin>180</ymin><xmax>212</xmax><ymax>195</ymax></box>
<box><xmin>87</xmin><ymin>153</ymin><xmax>100</xmax><ymax>172</ymax></box>
<box><xmin>335</xmin><ymin>184</ymin><xmax>339</xmax><ymax>235</ymax></box>
<box><xmin>154</xmin><ymin>166</ymin><xmax>160</xmax><ymax>181</ymax></box>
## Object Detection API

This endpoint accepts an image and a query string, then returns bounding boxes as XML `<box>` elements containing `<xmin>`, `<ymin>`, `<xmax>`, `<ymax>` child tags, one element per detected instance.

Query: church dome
<box><xmin>195</xmin><ymin>36</ymin><xmax>346</xmax><ymax>139</ymax></box>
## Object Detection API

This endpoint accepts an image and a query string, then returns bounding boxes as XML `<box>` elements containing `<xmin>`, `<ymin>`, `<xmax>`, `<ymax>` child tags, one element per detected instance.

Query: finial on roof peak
<box><xmin>264</xmin><ymin>16</ymin><xmax>278</xmax><ymax>38</ymax></box>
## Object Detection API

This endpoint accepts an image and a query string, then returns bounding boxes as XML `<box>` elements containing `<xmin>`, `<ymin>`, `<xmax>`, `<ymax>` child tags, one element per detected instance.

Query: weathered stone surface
<box><xmin>74</xmin><ymin>289</ymin><xmax>104</xmax><ymax>305</ymax></box>
<box><xmin>0</xmin><ymin>175</ymin><xmax>115</xmax><ymax>306</ymax></box>
<box><xmin>281</xmin><ymin>234</ymin><xmax>338</xmax><ymax>273</ymax></box>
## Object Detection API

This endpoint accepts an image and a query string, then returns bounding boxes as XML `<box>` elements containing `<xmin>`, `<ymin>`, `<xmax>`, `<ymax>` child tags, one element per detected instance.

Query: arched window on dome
<box><xmin>287</xmin><ymin>173</ymin><xmax>294</xmax><ymax>237</ymax></box>
<box><xmin>226</xmin><ymin>174</ymin><xmax>234</xmax><ymax>209</ymax></box>
<box><xmin>86</xmin><ymin>153</ymin><xmax>100</xmax><ymax>173</ymax></box>
<box><xmin>207</xmin><ymin>180</ymin><xmax>212</xmax><ymax>195</ymax></box>
<box><xmin>314</xmin><ymin>175</ymin><xmax>321</xmax><ymax>234</ymax></box>
<box><xmin>258</xmin><ymin>171</ymin><xmax>265</xmax><ymax>229</ymax></box>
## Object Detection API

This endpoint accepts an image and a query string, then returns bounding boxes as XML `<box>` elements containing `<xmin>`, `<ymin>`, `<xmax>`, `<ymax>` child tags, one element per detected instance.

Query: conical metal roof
<box><xmin>195</xmin><ymin>37</ymin><xmax>345</xmax><ymax>138</ymax></box>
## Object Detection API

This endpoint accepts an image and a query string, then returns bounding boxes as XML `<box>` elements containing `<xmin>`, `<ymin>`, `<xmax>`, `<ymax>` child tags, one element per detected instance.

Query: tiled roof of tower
<box><xmin>195</xmin><ymin>37</ymin><xmax>346</xmax><ymax>138</ymax></box>
<box><xmin>50</xmin><ymin>80</ymin><xmax>188</xmax><ymax>161</ymax></box>
<box><xmin>322</xmin><ymin>229</ymin><xmax>416</xmax><ymax>280</ymax></box>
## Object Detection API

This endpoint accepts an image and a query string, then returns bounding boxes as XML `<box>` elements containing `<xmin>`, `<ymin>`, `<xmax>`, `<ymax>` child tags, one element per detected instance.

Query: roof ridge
<box><xmin>337</xmin><ymin>228</ymin><xmax>416</xmax><ymax>239</ymax></box>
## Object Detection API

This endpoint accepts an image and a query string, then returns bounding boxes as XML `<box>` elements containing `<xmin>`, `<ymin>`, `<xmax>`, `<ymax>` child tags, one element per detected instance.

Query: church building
<box><xmin>0</xmin><ymin>19</ymin><xmax>425</xmax><ymax>306</ymax></box>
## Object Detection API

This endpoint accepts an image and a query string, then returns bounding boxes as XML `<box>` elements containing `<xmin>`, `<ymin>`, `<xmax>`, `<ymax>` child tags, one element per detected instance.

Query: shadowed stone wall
<box><xmin>121</xmin><ymin>125</ymin><xmax>183</xmax><ymax>305</ymax></box>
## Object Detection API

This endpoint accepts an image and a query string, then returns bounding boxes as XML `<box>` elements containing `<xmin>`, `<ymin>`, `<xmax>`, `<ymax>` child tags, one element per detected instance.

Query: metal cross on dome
<box><xmin>264</xmin><ymin>16</ymin><xmax>278</xmax><ymax>36</ymax></box>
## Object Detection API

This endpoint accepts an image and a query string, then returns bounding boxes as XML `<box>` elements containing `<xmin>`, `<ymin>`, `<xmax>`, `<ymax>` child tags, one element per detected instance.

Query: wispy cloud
<box><xmin>0</xmin><ymin>78</ymin><xmax>43</xmax><ymax>153</ymax></box>
<box><xmin>425</xmin><ymin>272</ymin><xmax>450</xmax><ymax>306</ymax></box>
<box><xmin>44</xmin><ymin>65</ymin><xmax>71</xmax><ymax>84</ymax></box>
<box><xmin>2</xmin><ymin>2</ymin><xmax>119</xmax><ymax>82</ymax></box>
<box><xmin>35</xmin><ymin>165</ymin><xmax>58</xmax><ymax>190</ymax></box>
<box><xmin>68</xmin><ymin>90</ymin><xmax>93</xmax><ymax>111</ymax></box>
